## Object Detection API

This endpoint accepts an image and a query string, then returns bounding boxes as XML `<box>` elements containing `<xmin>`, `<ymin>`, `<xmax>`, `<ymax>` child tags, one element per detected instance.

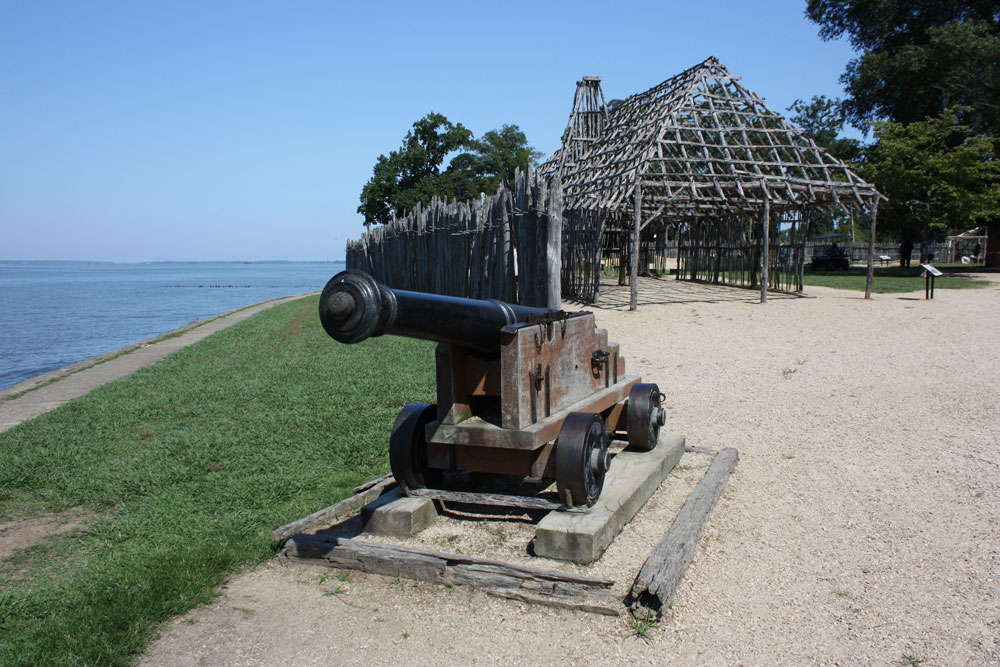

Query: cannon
<box><xmin>319</xmin><ymin>270</ymin><xmax>666</xmax><ymax>508</ymax></box>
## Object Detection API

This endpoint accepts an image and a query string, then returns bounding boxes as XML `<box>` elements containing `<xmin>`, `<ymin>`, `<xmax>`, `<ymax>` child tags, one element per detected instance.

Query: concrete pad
<box><xmin>533</xmin><ymin>433</ymin><xmax>685</xmax><ymax>563</ymax></box>
<box><xmin>361</xmin><ymin>487</ymin><xmax>438</xmax><ymax>538</ymax></box>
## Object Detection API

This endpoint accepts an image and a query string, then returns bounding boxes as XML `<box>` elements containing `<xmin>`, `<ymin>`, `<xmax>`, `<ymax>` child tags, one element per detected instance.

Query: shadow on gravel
<box><xmin>568</xmin><ymin>276</ymin><xmax>805</xmax><ymax>310</ymax></box>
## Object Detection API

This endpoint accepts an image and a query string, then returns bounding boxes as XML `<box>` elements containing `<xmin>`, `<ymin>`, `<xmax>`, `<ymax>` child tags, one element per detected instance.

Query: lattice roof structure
<box><xmin>543</xmin><ymin>57</ymin><xmax>881</xmax><ymax>220</ymax></box>
<box><xmin>542</xmin><ymin>58</ymin><xmax>886</xmax><ymax>307</ymax></box>
<box><xmin>551</xmin><ymin>76</ymin><xmax>608</xmax><ymax>176</ymax></box>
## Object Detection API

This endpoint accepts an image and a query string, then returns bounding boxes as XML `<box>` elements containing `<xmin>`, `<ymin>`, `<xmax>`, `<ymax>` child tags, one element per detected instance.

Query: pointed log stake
<box><xmin>631</xmin><ymin>182</ymin><xmax>641</xmax><ymax>310</ymax></box>
<box><xmin>626</xmin><ymin>447</ymin><xmax>739</xmax><ymax>614</ymax></box>
<box><xmin>546</xmin><ymin>173</ymin><xmax>563</xmax><ymax>308</ymax></box>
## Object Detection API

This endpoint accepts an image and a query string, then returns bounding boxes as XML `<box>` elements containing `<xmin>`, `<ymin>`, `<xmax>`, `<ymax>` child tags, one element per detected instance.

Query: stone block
<box><xmin>533</xmin><ymin>433</ymin><xmax>685</xmax><ymax>563</ymax></box>
<box><xmin>361</xmin><ymin>487</ymin><xmax>437</xmax><ymax>538</ymax></box>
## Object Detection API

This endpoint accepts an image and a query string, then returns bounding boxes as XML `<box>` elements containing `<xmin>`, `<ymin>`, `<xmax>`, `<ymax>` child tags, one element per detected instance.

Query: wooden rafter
<box><xmin>546</xmin><ymin>57</ymin><xmax>881</xmax><ymax>218</ymax></box>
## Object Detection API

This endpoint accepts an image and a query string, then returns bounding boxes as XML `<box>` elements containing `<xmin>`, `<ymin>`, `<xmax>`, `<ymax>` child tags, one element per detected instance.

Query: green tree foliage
<box><xmin>357</xmin><ymin>113</ymin><xmax>473</xmax><ymax>225</ymax></box>
<box><xmin>358</xmin><ymin>115</ymin><xmax>542</xmax><ymax>225</ymax></box>
<box><xmin>787</xmin><ymin>95</ymin><xmax>862</xmax><ymax>161</ymax></box>
<box><xmin>786</xmin><ymin>95</ymin><xmax>864</xmax><ymax>237</ymax></box>
<box><xmin>440</xmin><ymin>125</ymin><xmax>545</xmax><ymax>203</ymax></box>
<box><xmin>806</xmin><ymin>0</ymin><xmax>1000</xmax><ymax>135</ymax></box>
<box><xmin>862</xmin><ymin>107</ymin><xmax>1000</xmax><ymax>243</ymax></box>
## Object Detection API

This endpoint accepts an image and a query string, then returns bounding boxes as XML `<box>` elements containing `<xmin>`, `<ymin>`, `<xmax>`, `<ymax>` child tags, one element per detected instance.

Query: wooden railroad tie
<box><xmin>626</xmin><ymin>447</ymin><xmax>739</xmax><ymax>614</ymax></box>
<box><xmin>274</xmin><ymin>446</ymin><xmax>739</xmax><ymax>617</ymax></box>
<box><xmin>284</xmin><ymin>534</ymin><xmax>620</xmax><ymax>617</ymax></box>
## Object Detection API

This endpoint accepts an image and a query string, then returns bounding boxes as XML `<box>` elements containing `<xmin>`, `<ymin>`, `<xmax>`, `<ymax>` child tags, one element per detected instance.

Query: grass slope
<box><xmin>0</xmin><ymin>296</ymin><xmax>434</xmax><ymax>665</ymax></box>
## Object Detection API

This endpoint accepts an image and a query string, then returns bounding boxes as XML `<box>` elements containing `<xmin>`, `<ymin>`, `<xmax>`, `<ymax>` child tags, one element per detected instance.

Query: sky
<box><xmin>0</xmin><ymin>1</ymin><xmax>860</xmax><ymax>262</ymax></box>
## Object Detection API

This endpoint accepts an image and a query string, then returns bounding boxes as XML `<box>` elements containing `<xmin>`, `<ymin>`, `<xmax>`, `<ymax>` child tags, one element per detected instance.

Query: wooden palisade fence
<box><xmin>346</xmin><ymin>169</ymin><xmax>561</xmax><ymax>308</ymax></box>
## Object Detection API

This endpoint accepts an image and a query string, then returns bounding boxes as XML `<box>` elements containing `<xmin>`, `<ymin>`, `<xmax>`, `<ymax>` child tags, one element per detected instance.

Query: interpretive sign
<box><xmin>921</xmin><ymin>264</ymin><xmax>942</xmax><ymax>299</ymax></box>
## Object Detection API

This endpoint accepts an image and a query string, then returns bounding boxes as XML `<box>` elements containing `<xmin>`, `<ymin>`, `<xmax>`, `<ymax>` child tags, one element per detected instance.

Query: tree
<box><xmin>441</xmin><ymin>125</ymin><xmax>544</xmax><ymax>202</ymax></box>
<box><xmin>786</xmin><ymin>95</ymin><xmax>864</xmax><ymax>237</ymax></box>
<box><xmin>358</xmin><ymin>116</ymin><xmax>542</xmax><ymax>225</ymax></box>
<box><xmin>862</xmin><ymin>107</ymin><xmax>1000</xmax><ymax>245</ymax></box>
<box><xmin>806</xmin><ymin>1</ymin><xmax>1000</xmax><ymax>135</ymax></box>
<box><xmin>357</xmin><ymin>113</ymin><xmax>473</xmax><ymax>225</ymax></box>
<box><xmin>787</xmin><ymin>95</ymin><xmax>862</xmax><ymax>161</ymax></box>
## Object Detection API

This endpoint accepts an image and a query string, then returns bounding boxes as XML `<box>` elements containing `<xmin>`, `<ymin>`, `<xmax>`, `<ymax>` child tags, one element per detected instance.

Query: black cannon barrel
<box><xmin>319</xmin><ymin>270</ymin><xmax>553</xmax><ymax>353</ymax></box>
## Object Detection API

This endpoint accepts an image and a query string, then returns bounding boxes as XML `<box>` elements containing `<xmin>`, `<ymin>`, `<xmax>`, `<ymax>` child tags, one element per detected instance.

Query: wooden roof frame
<box><xmin>543</xmin><ymin>57</ymin><xmax>886</xmax><ymax>306</ymax></box>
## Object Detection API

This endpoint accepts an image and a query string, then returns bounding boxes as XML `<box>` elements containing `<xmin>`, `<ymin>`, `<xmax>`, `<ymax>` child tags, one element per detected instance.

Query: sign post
<box><xmin>921</xmin><ymin>264</ymin><xmax>942</xmax><ymax>299</ymax></box>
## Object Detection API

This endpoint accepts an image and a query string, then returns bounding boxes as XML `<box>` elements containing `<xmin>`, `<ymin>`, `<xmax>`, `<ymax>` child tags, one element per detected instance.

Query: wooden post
<box><xmin>546</xmin><ymin>174</ymin><xmax>563</xmax><ymax>308</ymax></box>
<box><xmin>626</xmin><ymin>447</ymin><xmax>739</xmax><ymax>613</ymax></box>
<box><xmin>760</xmin><ymin>195</ymin><xmax>770</xmax><ymax>304</ymax></box>
<box><xmin>630</xmin><ymin>182</ymin><xmax>641</xmax><ymax>310</ymax></box>
<box><xmin>593</xmin><ymin>211</ymin><xmax>604</xmax><ymax>302</ymax></box>
<box><xmin>865</xmin><ymin>200</ymin><xmax>879</xmax><ymax>299</ymax></box>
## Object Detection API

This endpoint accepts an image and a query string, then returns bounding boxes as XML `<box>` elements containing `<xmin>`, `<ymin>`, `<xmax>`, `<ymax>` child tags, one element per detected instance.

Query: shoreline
<box><xmin>0</xmin><ymin>292</ymin><xmax>317</xmax><ymax>432</ymax></box>
<box><xmin>0</xmin><ymin>292</ymin><xmax>320</xmax><ymax>400</ymax></box>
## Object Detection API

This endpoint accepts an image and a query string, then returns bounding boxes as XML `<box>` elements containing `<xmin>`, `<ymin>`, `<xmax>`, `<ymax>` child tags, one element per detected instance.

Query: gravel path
<box><xmin>141</xmin><ymin>276</ymin><xmax>1000</xmax><ymax>666</ymax></box>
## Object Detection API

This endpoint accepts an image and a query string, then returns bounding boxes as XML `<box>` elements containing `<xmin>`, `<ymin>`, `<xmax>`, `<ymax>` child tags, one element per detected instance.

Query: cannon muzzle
<box><xmin>319</xmin><ymin>270</ymin><xmax>553</xmax><ymax>353</ymax></box>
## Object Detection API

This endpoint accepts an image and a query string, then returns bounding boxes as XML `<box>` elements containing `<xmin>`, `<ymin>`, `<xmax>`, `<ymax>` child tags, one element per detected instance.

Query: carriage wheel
<box><xmin>556</xmin><ymin>412</ymin><xmax>610</xmax><ymax>508</ymax></box>
<box><xmin>389</xmin><ymin>403</ymin><xmax>439</xmax><ymax>494</ymax></box>
<box><xmin>627</xmin><ymin>383</ymin><xmax>666</xmax><ymax>452</ymax></box>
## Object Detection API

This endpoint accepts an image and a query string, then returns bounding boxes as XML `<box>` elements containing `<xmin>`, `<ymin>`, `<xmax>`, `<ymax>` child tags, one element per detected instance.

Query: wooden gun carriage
<box><xmin>319</xmin><ymin>270</ymin><xmax>665</xmax><ymax>509</ymax></box>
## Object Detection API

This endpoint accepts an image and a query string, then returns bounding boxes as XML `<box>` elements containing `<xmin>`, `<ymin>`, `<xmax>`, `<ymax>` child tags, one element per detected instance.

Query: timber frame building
<box><xmin>542</xmin><ymin>57</ymin><xmax>885</xmax><ymax>308</ymax></box>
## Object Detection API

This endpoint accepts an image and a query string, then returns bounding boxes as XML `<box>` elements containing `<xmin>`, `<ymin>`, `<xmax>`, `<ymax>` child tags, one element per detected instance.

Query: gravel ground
<box><xmin>140</xmin><ymin>275</ymin><xmax>1000</xmax><ymax>666</ymax></box>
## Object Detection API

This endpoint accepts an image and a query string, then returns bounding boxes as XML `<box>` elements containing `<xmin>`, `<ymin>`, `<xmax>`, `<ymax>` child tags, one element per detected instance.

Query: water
<box><xmin>0</xmin><ymin>260</ymin><xmax>345</xmax><ymax>391</ymax></box>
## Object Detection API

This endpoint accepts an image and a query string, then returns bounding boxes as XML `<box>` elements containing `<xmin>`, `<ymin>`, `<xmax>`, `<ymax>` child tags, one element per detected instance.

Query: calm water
<box><xmin>0</xmin><ymin>260</ymin><xmax>345</xmax><ymax>391</ymax></box>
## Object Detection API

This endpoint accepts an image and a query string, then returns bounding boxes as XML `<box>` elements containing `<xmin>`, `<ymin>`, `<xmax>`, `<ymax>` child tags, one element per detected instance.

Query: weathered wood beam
<box><xmin>760</xmin><ymin>193</ymin><xmax>770</xmax><ymax>304</ymax></box>
<box><xmin>353</xmin><ymin>473</ymin><xmax>394</xmax><ymax>494</ymax></box>
<box><xmin>408</xmin><ymin>488</ymin><xmax>570</xmax><ymax>512</ymax></box>
<box><xmin>626</xmin><ymin>447</ymin><xmax>739</xmax><ymax>614</ymax></box>
<box><xmin>285</xmin><ymin>534</ymin><xmax>620</xmax><ymax>616</ymax></box>
<box><xmin>271</xmin><ymin>475</ymin><xmax>397</xmax><ymax>542</ymax></box>
<box><xmin>631</xmin><ymin>182</ymin><xmax>641</xmax><ymax>310</ymax></box>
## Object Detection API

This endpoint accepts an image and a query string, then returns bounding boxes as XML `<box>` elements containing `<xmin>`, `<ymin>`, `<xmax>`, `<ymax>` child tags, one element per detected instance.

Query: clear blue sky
<box><xmin>0</xmin><ymin>1</ymin><xmax>858</xmax><ymax>262</ymax></box>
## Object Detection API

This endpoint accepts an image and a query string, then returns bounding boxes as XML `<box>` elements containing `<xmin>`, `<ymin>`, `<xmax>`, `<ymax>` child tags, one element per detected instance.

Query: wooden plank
<box><xmin>271</xmin><ymin>475</ymin><xmax>397</xmax><ymax>541</ymax></box>
<box><xmin>354</xmin><ymin>473</ymin><xmax>394</xmax><ymax>494</ymax></box>
<box><xmin>432</xmin><ymin>376</ymin><xmax>637</xmax><ymax>450</ymax></box>
<box><xmin>626</xmin><ymin>447</ymin><xmax>739</xmax><ymax>613</ymax></box>
<box><xmin>284</xmin><ymin>535</ymin><xmax>620</xmax><ymax>616</ymax></box>
<box><xmin>408</xmin><ymin>488</ymin><xmax>575</xmax><ymax>512</ymax></box>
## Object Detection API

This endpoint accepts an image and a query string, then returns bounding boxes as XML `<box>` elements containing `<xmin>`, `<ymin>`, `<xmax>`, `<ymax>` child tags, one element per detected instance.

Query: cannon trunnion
<box><xmin>320</xmin><ymin>270</ymin><xmax>665</xmax><ymax>509</ymax></box>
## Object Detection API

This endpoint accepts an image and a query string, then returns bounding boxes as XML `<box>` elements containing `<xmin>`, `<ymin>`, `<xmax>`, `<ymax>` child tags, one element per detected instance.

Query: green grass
<box><xmin>804</xmin><ymin>266</ymin><xmax>993</xmax><ymax>293</ymax></box>
<box><xmin>0</xmin><ymin>296</ymin><xmax>435</xmax><ymax>665</ymax></box>
<box><xmin>1</xmin><ymin>299</ymin><xmax>275</xmax><ymax>402</ymax></box>
<box><xmin>625</xmin><ymin>610</ymin><xmax>660</xmax><ymax>643</ymax></box>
